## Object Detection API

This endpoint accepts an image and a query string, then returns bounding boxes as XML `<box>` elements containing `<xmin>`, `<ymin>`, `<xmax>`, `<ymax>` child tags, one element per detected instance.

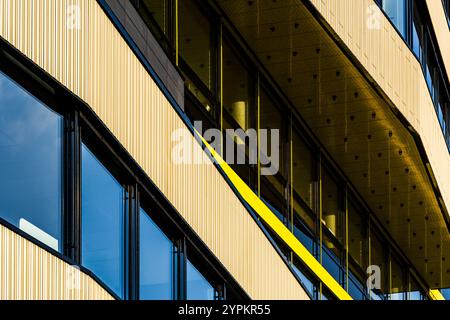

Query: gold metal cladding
<box><xmin>0</xmin><ymin>0</ymin><xmax>309</xmax><ymax>300</ymax></box>
<box><xmin>0</xmin><ymin>224</ymin><xmax>113</xmax><ymax>300</ymax></box>
<box><xmin>216</xmin><ymin>0</ymin><xmax>450</xmax><ymax>288</ymax></box>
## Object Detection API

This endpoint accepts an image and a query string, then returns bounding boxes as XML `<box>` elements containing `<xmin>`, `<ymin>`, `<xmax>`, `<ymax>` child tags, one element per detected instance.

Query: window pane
<box><xmin>292</xmin><ymin>262</ymin><xmax>316</xmax><ymax>298</ymax></box>
<box><xmin>135</xmin><ymin>0</ymin><xmax>172</xmax><ymax>54</ymax></box>
<box><xmin>186</xmin><ymin>259</ymin><xmax>215</xmax><ymax>300</ymax></box>
<box><xmin>259</xmin><ymin>89</ymin><xmax>286</xmax><ymax>216</ymax></box>
<box><xmin>425</xmin><ymin>64</ymin><xmax>434</xmax><ymax>100</ymax></box>
<box><xmin>412</xmin><ymin>6</ymin><xmax>423</xmax><ymax>61</ymax></box>
<box><xmin>382</xmin><ymin>0</ymin><xmax>406</xmax><ymax>36</ymax></box>
<box><xmin>260</xmin><ymin>89</ymin><xmax>284</xmax><ymax>180</ymax></box>
<box><xmin>141</xmin><ymin>0</ymin><xmax>170</xmax><ymax>35</ymax></box>
<box><xmin>293</xmin><ymin>217</ymin><xmax>315</xmax><ymax>255</ymax></box>
<box><xmin>441</xmin><ymin>288</ymin><xmax>450</xmax><ymax>300</ymax></box>
<box><xmin>0</xmin><ymin>72</ymin><xmax>62</xmax><ymax>252</ymax></box>
<box><xmin>348</xmin><ymin>272</ymin><xmax>366</xmax><ymax>300</ymax></box>
<box><xmin>222</xmin><ymin>40</ymin><xmax>255</xmax><ymax>186</ymax></box>
<box><xmin>348</xmin><ymin>202</ymin><xmax>366</xmax><ymax>269</ymax></box>
<box><xmin>322</xmin><ymin>234</ymin><xmax>342</xmax><ymax>283</ymax></box>
<box><xmin>409</xmin><ymin>276</ymin><xmax>425</xmax><ymax>300</ymax></box>
<box><xmin>292</xmin><ymin>131</ymin><xmax>315</xmax><ymax>210</ymax></box>
<box><xmin>389</xmin><ymin>257</ymin><xmax>406</xmax><ymax>300</ymax></box>
<box><xmin>370</xmin><ymin>232</ymin><xmax>388</xmax><ymax>297</ymax></box>
<box><xmin>179</xmin><ymin>0</ymin><xmax>215</xmax><ymax>113</ymax></box>
<box><xmin>223</xmin><ymin>40</ymin><xmax>251</xmax><ymax>132</ymax></box>
<box><xmin>82</xmin><ymin>144</ymin><xmax>124</xmax><ymax>298</ymax></box>
<box><xmin>322</xmin><ymin>169</ymin><xmax>342</xmax><ymax>241</ymax></box>
<box><xmin>140</xmin><ymin>209</ymin><xmax>174</xmax><ymax>300</ymax></box>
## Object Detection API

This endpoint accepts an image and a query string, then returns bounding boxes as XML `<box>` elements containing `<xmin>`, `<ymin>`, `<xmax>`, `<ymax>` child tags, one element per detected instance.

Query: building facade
<box><xmin>0</xmin><ymin>0</ymin><xmax>449</xmax><ymax>300</ymax></box>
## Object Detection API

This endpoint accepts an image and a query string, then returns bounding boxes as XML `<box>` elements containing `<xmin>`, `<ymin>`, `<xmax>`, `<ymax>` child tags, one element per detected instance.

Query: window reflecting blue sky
<box><xmin>382</xmin><ymin>0</ymin><xmax>406</xmax><ymax>36</ymax></box>
<box><xmin>82</xmin><ymin>144</ymin><xmax>124</xmax><ymax>298</ymax></box>
<box><xmin>140</xmin><ymin>209</ymin><xmax>173</xmax><ymax>300</ymax></box>
<box><xmin>0</xmin><ymin>72</ymin><xmax>62</xmax><ymax>251</ymax></box>
<box><xmin>292</xmin><ymin>264</ymin><xmax>316</xmax><ymax>298</ymax></box>
<box><xmin>186</xmin><ymin>259</ymin><xmax>214</xmax><ymax>300</ymax></box>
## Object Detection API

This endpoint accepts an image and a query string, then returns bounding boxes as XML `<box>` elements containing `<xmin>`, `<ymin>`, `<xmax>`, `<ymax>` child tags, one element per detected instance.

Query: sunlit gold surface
<box><xmin>0</xmin><ymin>224</ymin><xmax>113</xmax><ymax>300</ymax></box>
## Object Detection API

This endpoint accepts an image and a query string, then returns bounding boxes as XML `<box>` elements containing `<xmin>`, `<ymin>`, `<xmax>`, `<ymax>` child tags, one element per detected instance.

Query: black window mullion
<box><xmin>63</xmin><ymin>109</ymin><xmax>81</xmax><ymax>264</ymax></box>
<box><xmin>125</xmin><ymin>184</ymin><xmax>139</xmax><ymax>300</ymax></box>
<box><xmin>175</xmin><ymin>237</ymin><xmax>187</xmax><ymax>300</ymax></box>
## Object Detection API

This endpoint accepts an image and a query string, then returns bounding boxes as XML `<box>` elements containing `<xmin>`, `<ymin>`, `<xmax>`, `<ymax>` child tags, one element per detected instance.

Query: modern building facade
<box><xmin>0</xmin><ymin>0</ymin><xmax>449</xmax><ymax>301</ymax></box>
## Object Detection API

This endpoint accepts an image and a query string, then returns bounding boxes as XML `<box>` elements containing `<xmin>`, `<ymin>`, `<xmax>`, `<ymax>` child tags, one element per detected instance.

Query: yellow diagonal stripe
<box><xmin>195</xmin><ymin>130</ymin><xmax>352</xmax><ymax>300</ymax></box>
<box><xmin>429</xmin><ymin>289</ymin><xmax>445</xmax><ymax>300</ymax></box>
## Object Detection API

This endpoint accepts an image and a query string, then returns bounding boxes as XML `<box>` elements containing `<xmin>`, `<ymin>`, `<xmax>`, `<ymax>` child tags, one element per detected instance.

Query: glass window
<box><xmin>322</xmin><ymin>233</ymin><xmax>343</xmax><ymax>284</ymax></box>
<box><xmin>425</xmin><ymin>63</ymin><xmax>434</xmax><ymax>101</ymax></box>
<box><xmin>438</xmin><ymin>102</ymin><xmax>446</xmax><ymax>132</ymax></box>
<box><xmin>292</xmin><ymin>260</ymin><xmax>317</xmax><ymax>298</ymax></box>
<box><xmin>409</xmin><ymin>276</ymin><xmax>425</xmax><ymax>300</ymax></box>
<box><xmin>412</xmin><ymin>2</ymin><xmax>423</xmax><ymax>62</ymax></box>
<box><xmin>0</xmin><ymin>72</ymin><xmax>62</xmax><ymax>252</ymax></box>
<box><xmin>441</xmin><ymin>288</ymin><xmax>450</xmax><ymax>300</ymax></box>
<box><xmin>223</xmin><ymin>39</ymin><xmax>252</xmax><ymax>132</ymax></box>
<box><xmin>293</xmin><ymin>216</ymin><xmax>315</xmax><ymax>255</ymax></box>
<box><xmin>260</xmin><ymin>89</ymin><xmax>284</xmax><ymax>180</ymax></box>
<box><xmin>139</xmin><ymin>209</ymin><xmax>174</xmax><ymax>300</ymax></box>
<box><xmin>322</xmin><ymin>169</ymin><xmax>343</xmax><ymax>241</ymax></box>
<box><xmin>259</xmin><ymin>89</ymin><xmax>286</xmax><ymax>216</ymax></box>
<box><xmin>140</xmin><ymin>0</ymin><xmax>170</xmax><ymax>36</ymax></box>
<box><xmin>293</xmin><ymin>200</ymin><xmax>315</xmax><ymax>236</ymax></box>
<box><xmin>179</xmin><ymin>0</ymin><xmax>215</xmax><ymax>113</ymax></box>
<box><xmin>389</xmin><ymin>257</ymin><xmax>406</xmax><ymax>300</ymax></box>
<box><xmin>370</xmin><ymin>232</ymin><xmax>388</xmax><ymax>299</ymax></box>
<box><xmin>292</xmin><ymin>131</ymin><xmax>315</xmax><ymax>211</ymax></box>
<box><xmin>81</xmin><ymin>144</ymin><xmax>125</xmax><ymax>298</ymax></box>
<box><xmin>424</xmin><ymin>35</ymin><xmax>439</xmax><ymax>103</ymax></box>
<box><xmin>382</xmin><ymin>0</ymin><xmax>406</xmax><ymax>36</ymax></box>
<box><xmin>444</xmin><ymin>0</ymin><xmax>450</xmax><ymax>26</ymax></box>
<box><xmin>348</xmin><ymin>271</ymin><xmax>367</xmax><ymax>300</ymax></box>
<box><xmin>186</xmin><ymin>259</ymin><xmax>215</xmax><ymax>300</ymax></box>
<box><xmin>222</xmin><ymin>39</ymin><xmax>256</xmax><ymax>186</ymax></box>
<box><xmin>348</xmin><ymin>202</ymin><xmax>367</xmax><ymax>269</ymax></box>
<box><xmin>134</xmin><ymin>0</ymin><xmax>172</xmax><ymax>54</ymax></box>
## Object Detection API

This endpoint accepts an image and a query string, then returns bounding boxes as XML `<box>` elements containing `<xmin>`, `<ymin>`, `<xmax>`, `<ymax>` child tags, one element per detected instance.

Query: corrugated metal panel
<box><xmin>0</xmin><ymin>0</ymin><xmax>308</xmax><ymax>300</ymax></box>
<box><xmin>310</xmin><ymin>0</ymin><xmax>450</xmax><ymax>238</ymax></box>
<box><xmin>0</xmin><ymin>224</ymin><xmax>113</xmax><ymax>300</ymax></box>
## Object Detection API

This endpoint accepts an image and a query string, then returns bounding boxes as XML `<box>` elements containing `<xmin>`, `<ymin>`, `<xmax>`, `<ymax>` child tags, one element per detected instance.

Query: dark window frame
<box><xmin>178</xmin><ymin>0</ymin><xmax>221</xmax><ymax>121</ymax></box>
<box><xmin>130</xmin><ymin>0</ymin><xmax>176</xmax><ymax>60</ymax></box>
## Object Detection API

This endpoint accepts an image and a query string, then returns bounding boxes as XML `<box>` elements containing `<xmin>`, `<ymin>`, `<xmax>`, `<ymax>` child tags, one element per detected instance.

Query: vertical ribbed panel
<box><xmin>0</xmin><ymin>224</ymin><xmax>113</xmax><ymax>300</ymax></box>
<box><xmin>0</xmin><ymin>0</ymin><xmax>308</xmax><ymax>299</ymax></box>
<box><xmin>310</xmin><ymin>0</ymin><xmax>450</xmax><ymax>224</ymax></box>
